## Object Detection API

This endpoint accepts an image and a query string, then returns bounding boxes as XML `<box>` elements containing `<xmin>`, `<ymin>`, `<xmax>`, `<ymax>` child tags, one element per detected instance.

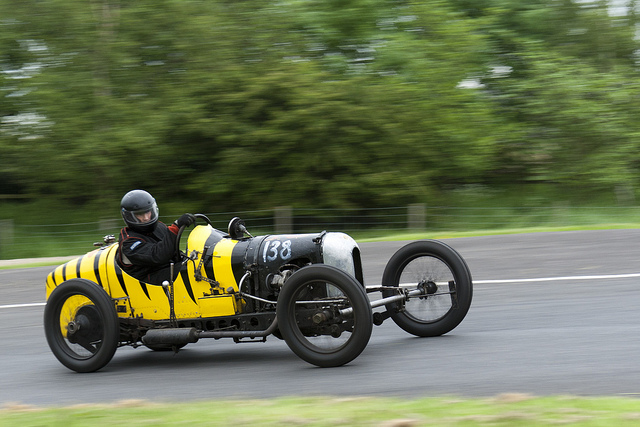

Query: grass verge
<box><xmin>343</xmin><ymin>223</ymin><xmax>640</xmax><ymax>242</ymax></box>
<box><xmin>2</xmin><ymin>395</ymin><xmax>640</xmax><ymax>426</ymax></box>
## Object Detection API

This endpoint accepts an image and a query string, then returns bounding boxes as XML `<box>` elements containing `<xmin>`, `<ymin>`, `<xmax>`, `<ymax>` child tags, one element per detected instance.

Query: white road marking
<box><xmin>0</xmin><ymin>302</ymin><xmax>46</xmax><ymax>309</ymax></box>
<box><xmin>474</xmin><ymin>273</ymin><xmax>640</xmax><ymax>284</ymax></box>
<box><xmin>2</xmin><ymin>272</ymin><xmax>640</xmax><ymax>310</ymax></box>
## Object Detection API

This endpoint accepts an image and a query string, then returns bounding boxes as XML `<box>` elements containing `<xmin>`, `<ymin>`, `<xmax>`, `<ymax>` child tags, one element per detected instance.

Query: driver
<box><xmin>118</xmin><ymin>189</ymin><xmax>195</xmax><ymax>284</ymax></box>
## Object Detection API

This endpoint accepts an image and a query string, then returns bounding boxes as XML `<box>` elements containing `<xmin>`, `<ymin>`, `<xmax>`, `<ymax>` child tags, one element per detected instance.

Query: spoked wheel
<box><xmin>276</xmin><ymin>265</ymin><xmax>372</xmax><ymax>367</ymax></box>
<box><xmin>44</xmin><ymin>279</ymin><xmax>119</xmax><ymax>373</ymax></box>
<box><xmin>382</xmin><ymin>240</ymin><xmax>472</xmax><ymax>337</ymax></box>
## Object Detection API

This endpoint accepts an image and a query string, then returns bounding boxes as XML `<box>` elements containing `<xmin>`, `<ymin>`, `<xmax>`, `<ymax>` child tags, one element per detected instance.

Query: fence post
<box><xmin>408</xmin><ymin>203</ymin><xmax>426</xmax><ymax>230</ymax></box>
<box><xmin>553</xmin><ymin>201</ymin><xmax>570</xmax><ymax>226</ymax></box>
<box><xmin>274</xmin><ymin>206</ymin><xmax>293</xmax><ymax>234</ymax></box>
<box><xmin>615</xmin><ymin>185</ymin><xmax>635</xmax><ymax>206</ymax></box>
<box><xmin>0</xmin><ymin>219</ymin><xmax>15</xmax><ymax>259</ymax></box>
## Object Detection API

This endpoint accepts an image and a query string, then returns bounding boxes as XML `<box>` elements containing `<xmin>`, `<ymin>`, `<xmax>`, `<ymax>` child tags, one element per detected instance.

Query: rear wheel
<box><xmin>382</xmin><ymin>240</ymin><xmax>472</xmax><ymax>337</ymax></box>
<box><xmin>44</xmin><ymin>279</ymin><xmax>119</xmax><ymax>373</ymax></box>
<box><xmin>277</xmin><ymin>265</ymin><xmax>372</xmax><ymax>367</ymax></box>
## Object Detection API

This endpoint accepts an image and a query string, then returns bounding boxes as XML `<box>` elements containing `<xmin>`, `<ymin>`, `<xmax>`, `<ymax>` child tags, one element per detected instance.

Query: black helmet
<box><xmin>120</xmin><ymin>189</ymin><xmax>159</xmax><ymax>233</ymax></box>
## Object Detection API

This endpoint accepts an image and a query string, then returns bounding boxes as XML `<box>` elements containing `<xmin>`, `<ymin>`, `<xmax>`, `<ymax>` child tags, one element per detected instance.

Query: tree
<box><xmin>1</xmin><ymin>0</ymin><xmax>639</xmax><ymax>210</ymax></box>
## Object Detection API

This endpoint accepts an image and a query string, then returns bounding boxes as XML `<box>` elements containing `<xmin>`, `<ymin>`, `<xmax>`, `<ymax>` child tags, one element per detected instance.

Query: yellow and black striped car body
<box><xmin>45</xmin><ymin>224</ymin><xmax>364</xmax><ymax>336</ymax></box>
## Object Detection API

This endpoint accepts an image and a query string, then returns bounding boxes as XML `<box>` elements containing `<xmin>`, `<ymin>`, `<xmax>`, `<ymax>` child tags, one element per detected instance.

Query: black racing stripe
<box><xmin>180</xmin><ymin>269</ymin><xmax>197</xmax><ymax>304</ymax></box>
<box><xmin>204</xmin><ymin>246</ymin><xmax>216</xmax><ymax>282</ymax></box>
<box><xmin>204</xmin><ymin>254</ymin><xmax>215</xmax><ymax>281</ymax></box>
<box><xmin>76</xmin><ymin>255</ymin><xmax>83</xmax><ymax>278</ymax></box>
<box><xmin>47</xmin><ymin>271</ymin><xmax>55</xmax><ymax>287</ymax></box>
<box><xmin>61</xmin><ymin>263</ymin><xmax>67</xmax><ymax>282</ymax></box>
<box><xmin>114</xmin><ymin>263</ymin><xmax>129</xmax><ymax>296</ymax></box>
<box><xmin>140</xmin><ymin>282</ymin><xmax>151</xmax><ymax>299</ymax></box>
<box><xmin>203</xmin><ymin>232</ymin><xmax>221</xmax><ymax>282</ymax></box>
<box><xmin>93</xmin><ymin>250</ymin><xmax>103</xmax><ymax>287</ymax></box>
<box><xmin>231</xmin><ymin>240</ymin><xmax>249</xmax><ymax>285</ymax></box>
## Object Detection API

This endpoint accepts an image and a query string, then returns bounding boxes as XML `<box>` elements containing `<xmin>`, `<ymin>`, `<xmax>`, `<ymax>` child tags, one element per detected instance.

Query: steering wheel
<box><xmin>175</xmin><ymin>213</ymin><xmax>212</xmax><ymax>255</ymax></box>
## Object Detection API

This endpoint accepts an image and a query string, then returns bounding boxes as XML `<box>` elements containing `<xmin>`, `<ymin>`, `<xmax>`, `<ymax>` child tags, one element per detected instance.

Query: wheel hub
<box><xmin>67</xmin><ymin>305</ymin><xmax>103</xmax><ymax>343</ymax></box>
<box><xmin>66</xmin><ymin>320</ymin><xmax>80</xmax><ymax>334</ymax></box>
<box><xmin>417</xmin><ymin>280</ymin><xmax>438</xmax><ymax>299</ymax></box>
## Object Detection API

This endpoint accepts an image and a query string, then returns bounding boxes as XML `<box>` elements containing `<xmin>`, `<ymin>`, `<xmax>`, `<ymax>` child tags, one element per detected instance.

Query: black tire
<box><xmin>382</xmin><ymin>240</ymin><xmax>472</xmax><ymax>337</ymax></box>
<box><xmin>44</xmin><ymin>279</ymin><xmax>119</xmax><ymax>373</ymax></box>
<box><xmin>276</xmin><ymin>265</ymin><xmax>372</xmax><ymax>367</ymax></box>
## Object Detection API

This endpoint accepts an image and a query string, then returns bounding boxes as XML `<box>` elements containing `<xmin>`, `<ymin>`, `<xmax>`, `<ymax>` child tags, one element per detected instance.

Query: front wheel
<box><xmin>44</xmin><ymin>279</ymin><xmax>119</xmax><ymax>373</ymax></box>
<box><xmin>277</xmin><ymin>265</ymin><xmax>372</xmax><ymax>367</ymax></box>
<box><xmin>382</xmin><ymin>240</ymin><xmax>472</xmax><ymax>337</ymax></box>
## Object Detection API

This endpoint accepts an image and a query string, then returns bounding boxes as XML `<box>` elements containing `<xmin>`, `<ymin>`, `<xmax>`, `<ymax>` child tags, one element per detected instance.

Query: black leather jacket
<box><xmin>118</xmin><ymin>222</ymin><xmax>181</xmax><ymax>284</ymax></box>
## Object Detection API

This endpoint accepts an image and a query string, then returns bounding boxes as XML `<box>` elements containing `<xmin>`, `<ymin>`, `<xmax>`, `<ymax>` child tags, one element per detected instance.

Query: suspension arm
<box><xmin>340</xmin><ymin>288</ymin><xmax>425</xmax><ymax>317</ymax></box>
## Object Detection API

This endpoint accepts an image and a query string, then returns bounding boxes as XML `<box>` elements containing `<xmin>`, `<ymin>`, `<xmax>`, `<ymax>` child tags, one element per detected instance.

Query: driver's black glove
<box><xmin>174</xmin><ymin>213</ymin><xmax>196</xmax><ymax>228</ymax></box>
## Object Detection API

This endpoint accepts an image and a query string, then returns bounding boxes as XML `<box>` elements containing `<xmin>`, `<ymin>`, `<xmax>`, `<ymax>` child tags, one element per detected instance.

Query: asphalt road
<box><xmin>1</xmin><ymin>229</ymin><xmax>639</xmax><ymax>405</ymax></box>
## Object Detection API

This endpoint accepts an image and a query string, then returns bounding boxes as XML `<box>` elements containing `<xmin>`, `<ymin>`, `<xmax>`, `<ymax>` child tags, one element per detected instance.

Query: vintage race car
<box><xmin>44</xmin><ymin>215</ymin><xmax>473</xmax><ymax>372</ymax></box>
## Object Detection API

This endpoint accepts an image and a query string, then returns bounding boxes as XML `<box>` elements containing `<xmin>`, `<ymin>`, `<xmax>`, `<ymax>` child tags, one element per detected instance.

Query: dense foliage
<box><xmin>1</xmin><ymin>0</ymin><xmax>639</xmax><ymax>211</ymax></box>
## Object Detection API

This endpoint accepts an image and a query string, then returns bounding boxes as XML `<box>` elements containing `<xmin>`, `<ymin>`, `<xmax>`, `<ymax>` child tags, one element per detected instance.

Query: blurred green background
<box><xmin>2</xmin><ymin>0</ymin><xmax>640</xmax><ymax>258</ymax></box>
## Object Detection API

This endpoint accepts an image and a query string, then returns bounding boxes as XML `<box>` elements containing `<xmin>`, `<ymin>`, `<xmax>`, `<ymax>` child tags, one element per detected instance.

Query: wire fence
<box><xmin>1</xmin><ymin>205</ymin><xmax>639</xmax><ymax>260</ymax></box>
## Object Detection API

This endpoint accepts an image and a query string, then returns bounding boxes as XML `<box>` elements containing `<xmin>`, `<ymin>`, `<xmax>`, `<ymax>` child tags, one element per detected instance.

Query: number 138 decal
<box><xmin>263</xmin><ymin>240</ymin><xmax>292</xmax><ymax>262</ymax></box>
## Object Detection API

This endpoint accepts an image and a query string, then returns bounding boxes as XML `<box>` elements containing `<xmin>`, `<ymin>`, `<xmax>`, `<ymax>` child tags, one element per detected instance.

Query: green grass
<box><xmin>2</xmin><ymin>189</ymin><xmax>640</xmax><ymax>261</ymax></box>
<box><xmin>2</xmin><ymin>395</ymin><xmax>640</xmax><ymax>426</ymax></box>
<box><xmin>350</xmin><ymin>222</ymin><xmax>640</xmax><ymax>242</ymax></box>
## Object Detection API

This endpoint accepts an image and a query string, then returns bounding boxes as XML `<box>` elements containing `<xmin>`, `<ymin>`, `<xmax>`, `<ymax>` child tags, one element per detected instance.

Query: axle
<box><xmin>339</xmin><ymin>288</ymin><xmax>424</xmax><ymax>318</ymax></box>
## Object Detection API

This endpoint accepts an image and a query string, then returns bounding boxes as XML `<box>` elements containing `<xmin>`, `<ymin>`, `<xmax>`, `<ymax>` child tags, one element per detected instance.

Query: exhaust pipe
<box><xmin>142</xmin><ymin>327</ymin><xmax>199</xmax><ymax>346</ymax></box>
<box><xmin>142</xmin><ymin>317</ymin><xmax>279</xmax><ymax>345</ymax></box>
